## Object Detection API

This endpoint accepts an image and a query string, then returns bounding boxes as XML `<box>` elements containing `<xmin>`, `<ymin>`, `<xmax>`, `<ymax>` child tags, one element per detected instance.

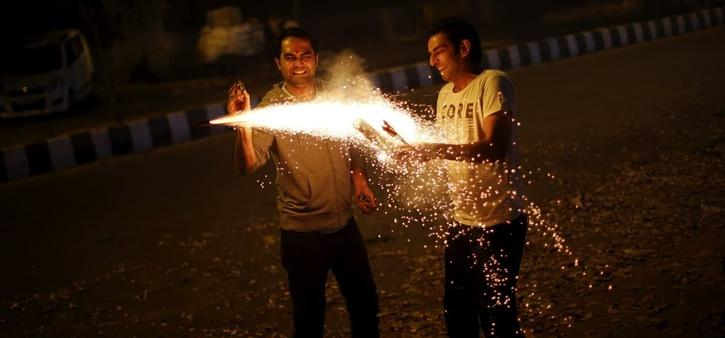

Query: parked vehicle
<box><xmin>0</xmin><ymin>29</ymin><xmax>94</xmax><ymax>118</ymax></box>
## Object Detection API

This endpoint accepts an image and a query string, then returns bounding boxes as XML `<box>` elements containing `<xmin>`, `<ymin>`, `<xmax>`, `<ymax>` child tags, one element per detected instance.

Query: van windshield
<box><xmin>2</xmin><ymin>44</ymin><xmax>63</xmax><ymax>75</ymax></box>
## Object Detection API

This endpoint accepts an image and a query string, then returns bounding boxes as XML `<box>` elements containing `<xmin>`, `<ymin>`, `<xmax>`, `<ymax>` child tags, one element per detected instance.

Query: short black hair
<box><xmin>426</xmin><ymin>17</ymin><xmax>482</xmax><ymax>72</ymax></box>
<box><xmin>274</xmin><ymin>27</ymin><xmax>318</xmax><ymax>58</ymax></box>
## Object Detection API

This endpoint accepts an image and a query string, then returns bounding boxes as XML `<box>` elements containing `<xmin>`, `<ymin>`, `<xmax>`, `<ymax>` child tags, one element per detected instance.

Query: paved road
<box><xmin>1</xmin><ymin>26</ymin><xmax>723</xmax><ymax>337</ymax></box>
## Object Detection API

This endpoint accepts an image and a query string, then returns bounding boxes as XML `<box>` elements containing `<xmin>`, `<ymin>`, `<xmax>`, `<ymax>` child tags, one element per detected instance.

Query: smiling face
<box><xmin>427</xmin><ymin>32</ymin><xmax>468</xmax><ymax>83</ymax></box>
<box><xmin>275</xmin><ymin>36</ymin><xmax>318</xmax><ymax>88</ymax></box>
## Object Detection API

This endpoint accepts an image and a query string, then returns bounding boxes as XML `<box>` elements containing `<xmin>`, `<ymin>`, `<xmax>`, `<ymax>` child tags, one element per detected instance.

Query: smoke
<box><xmin>318</xmin><ymin>49</ymin><xmax>382</xmax><ymax>103</ymax></box>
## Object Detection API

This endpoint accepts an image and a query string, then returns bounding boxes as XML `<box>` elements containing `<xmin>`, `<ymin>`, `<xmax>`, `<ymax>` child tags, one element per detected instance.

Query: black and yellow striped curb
<box><xmin>1</xmin><ymin>7</ymin><xmax>722</xmax><ymax>183</ymax></box>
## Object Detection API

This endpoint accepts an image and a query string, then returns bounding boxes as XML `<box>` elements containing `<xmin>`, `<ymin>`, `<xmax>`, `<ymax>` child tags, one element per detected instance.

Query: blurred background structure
<box><xmin>2</xmin><ymin>0</ymin><xmax>720</xmax><ymax>87</ymax></box>
<box><xmin>0</xmin><ymin>0</ymin><xmax>721</xmax><ymax>124</ymax></box>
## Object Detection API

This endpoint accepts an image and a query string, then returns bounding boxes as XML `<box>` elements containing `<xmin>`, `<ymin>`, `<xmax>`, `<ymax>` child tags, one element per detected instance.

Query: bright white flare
<box><xmin>210</xmin><ymin>100</ymin><xmax>442</xmax><ymax>144</ymax></box>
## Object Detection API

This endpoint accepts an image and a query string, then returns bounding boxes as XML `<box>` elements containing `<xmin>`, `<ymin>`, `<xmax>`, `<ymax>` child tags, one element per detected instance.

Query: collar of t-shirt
<box><xmin>281</xmin><ymin>82</ymin><xmax>316</xmax><ymax>101</ymax></box>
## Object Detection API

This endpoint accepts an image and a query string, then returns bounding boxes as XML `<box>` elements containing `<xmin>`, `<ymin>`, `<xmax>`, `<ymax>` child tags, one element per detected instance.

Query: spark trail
<box><xmin>210</xmin><ymin>100</ymin><xmax>441</xmax><ymax>146</ymax></box>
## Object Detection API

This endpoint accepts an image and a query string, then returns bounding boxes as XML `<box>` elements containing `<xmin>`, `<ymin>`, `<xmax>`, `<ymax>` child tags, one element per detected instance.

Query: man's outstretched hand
<box><xmin>227</xmin><ymin>81</ymin><xmax>251</xmax><ymax>115</ymax></box>
<box><xmin>393</xmin><ymin>145</ymin><xmax>434</xmax><ymax>163</ymax></box>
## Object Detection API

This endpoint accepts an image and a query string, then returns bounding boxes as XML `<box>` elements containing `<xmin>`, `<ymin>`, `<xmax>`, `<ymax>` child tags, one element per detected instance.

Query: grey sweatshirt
<box><xmin>244</xmin><ymin>81</ymin><xmax>362</xmax><ymax>232</ymax></box>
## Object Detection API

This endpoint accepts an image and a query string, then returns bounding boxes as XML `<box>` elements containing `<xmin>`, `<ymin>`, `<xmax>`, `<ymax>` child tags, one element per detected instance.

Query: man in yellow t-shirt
<box><xmin>396</xmin><ymin>17</ymin><xmax>527</xmax><ymax>338</ymax></box>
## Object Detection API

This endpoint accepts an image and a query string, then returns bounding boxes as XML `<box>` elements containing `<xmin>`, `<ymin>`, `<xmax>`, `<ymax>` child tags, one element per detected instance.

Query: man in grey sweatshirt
<box><xmin>227</xmin><ymin>27</ymin><xmax>380</xmax><ymax>338</ymax></box>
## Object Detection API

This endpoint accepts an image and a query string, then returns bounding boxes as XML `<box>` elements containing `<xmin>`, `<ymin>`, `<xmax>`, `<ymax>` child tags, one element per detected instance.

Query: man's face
<box><xmin>427</xmin><ymin>32</ymin><xmax>467</xmax><ymax>82</ymax></box>
<box><xmin>276</xmin><ymin>36</ymin><xmax>318</xmax><ymax>87</ymax></box>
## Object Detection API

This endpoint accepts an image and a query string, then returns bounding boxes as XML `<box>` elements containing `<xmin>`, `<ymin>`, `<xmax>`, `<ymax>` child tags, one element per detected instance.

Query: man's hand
<box><xmin>352</xmin><ymin>168</ymin><xmax>378</xmax><ymax>215</ymax></box>
<box><xmin>355</xmin><ymin>185</ymin><xmax>379</xmax><ymax>215</ymax></box>
<box><xmin>227</xmin><ymin>81</ymin><xmax>250</xmax><ymax>115</ymax></box>
<box><xmin>228</xmin><ymin>81</ymin><xmax>257</xmax><ymax>174</ymax></box>
<box><xmin>393</xmin><ymin>144</ymin><xmax>434</xmax><ymax>163</ymax></box>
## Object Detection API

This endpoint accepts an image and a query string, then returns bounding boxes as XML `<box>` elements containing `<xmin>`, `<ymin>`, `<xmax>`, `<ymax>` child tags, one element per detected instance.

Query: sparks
<box><xmin>210</xmin><ymin>100</ymin><xmax>442</xmax><ymax>146</ymax></box>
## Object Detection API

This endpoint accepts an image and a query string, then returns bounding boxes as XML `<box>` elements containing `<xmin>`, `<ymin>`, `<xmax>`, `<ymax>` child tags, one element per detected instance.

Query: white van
<box><xmin>0</xmin><ymin>29</ymin><xmax>94</xmax><ymax>118</ymax></box>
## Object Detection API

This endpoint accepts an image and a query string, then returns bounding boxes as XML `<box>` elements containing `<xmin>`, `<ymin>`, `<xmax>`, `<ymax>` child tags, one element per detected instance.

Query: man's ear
<box><xmin>275</xmin><ymin>57</ymin><xmax>281</xmax><ymax>70</ymax></box>
<box><xmin>460</xmin><ymin>39</ymin><xmax>471</xmax><ymax>59</ymax></box>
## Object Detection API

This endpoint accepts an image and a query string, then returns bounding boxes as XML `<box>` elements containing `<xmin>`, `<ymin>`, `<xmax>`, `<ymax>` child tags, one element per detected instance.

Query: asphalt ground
<box><xmin>0</xmin><ymin>23</ymin><xmax>723</xmax><ymax>337</ymax></box>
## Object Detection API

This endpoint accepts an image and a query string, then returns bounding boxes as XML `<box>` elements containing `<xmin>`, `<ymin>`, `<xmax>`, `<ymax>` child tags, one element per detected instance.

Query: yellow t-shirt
<box><xmin>436</xmin><ymin>70</ymin><xmax>523</xmax><ymax>227</ymax></box>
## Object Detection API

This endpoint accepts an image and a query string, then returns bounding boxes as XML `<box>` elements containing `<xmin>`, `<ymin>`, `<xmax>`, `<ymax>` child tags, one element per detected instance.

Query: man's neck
<box><xmin>451</xmin><ymin>72</ymin><xmax>478</xmax><ymax>93</ymax></box>
<box><xmin>283</xmin><ymin>82</ymin><xmax>316</xmax><ymax>100</ymax></box>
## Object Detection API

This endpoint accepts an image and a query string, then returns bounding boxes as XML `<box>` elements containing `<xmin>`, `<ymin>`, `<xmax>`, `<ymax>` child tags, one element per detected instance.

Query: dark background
<box><xmin>1</xmin><ymin>0</ymin><xmax>716</xmax><ymax>85</ymax></box>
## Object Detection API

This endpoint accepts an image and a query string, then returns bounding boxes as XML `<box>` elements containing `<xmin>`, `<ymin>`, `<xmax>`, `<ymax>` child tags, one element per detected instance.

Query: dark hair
<box><xmin>426</xmin><ymin>17</ymin><xmax>482</xmax><ymax>72</ymax></box>
<box><xmin>274</xmin><ymin>27</ymin><xmax>318</xmax><ymax>58</ymax></box>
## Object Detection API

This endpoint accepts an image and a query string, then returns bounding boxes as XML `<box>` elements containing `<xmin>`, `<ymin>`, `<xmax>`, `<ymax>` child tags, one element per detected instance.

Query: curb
<box><xmin>0</xmin><ymin>105</ymin><xmax>228</xmax><ymax>182</ymax></box>
<box><xmin>369</xmin><ymin>7</ymin><xmax>724</xmax><ymax>91</ymax></box>
<box><xmin>1</xmin><ymin>7</ymin><xmax>723</xmax><ymax>183</ymax></box>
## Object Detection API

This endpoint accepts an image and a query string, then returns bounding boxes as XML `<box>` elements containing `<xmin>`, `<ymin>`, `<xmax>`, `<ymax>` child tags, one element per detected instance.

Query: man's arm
<box><xmin>228</xmin><ymin>83</ymin><xmax>272</xmax><ymax>175</ymax></box>
<box><xmin>350</xmin><ymin>147</ymin><xmax>378</xmax><ymax>214</ymax></box>
<box><xmin>416</xmin><ymin>110</ymin><xmax>511</xmax><ymax>163</ymax></box>
<box><xmin>233</xmin><ymin>128</ymin><xmax>258</xmax><ymax>174</ymax></box>
<box><xmin>398</xmin><ymin>76</ymin><xmax>515</xmax><ymax>164</ymax></box>
<box><xmin>352</xmin><ymin>168</ymin><xmax>378</xmax><ymax>214</ymax></box>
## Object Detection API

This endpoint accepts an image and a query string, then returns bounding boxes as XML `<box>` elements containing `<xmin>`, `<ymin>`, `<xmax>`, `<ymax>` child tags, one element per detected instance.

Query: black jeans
<box><xmin>444</xmin><ymin>214</ymin><xmax>528</xmax><ymax>338</ymax></box>
<box><xmin>281</xmin><ymin>218</ymin><xmax>379</xmax><ymax>338</ymax></box>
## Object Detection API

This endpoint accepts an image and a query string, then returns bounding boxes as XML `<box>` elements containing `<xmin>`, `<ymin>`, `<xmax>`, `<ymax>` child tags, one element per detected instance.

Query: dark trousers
<box><xmin>281</xmin><ymin>218</ymin><xmax>379</xmax><ymax>338</ymax></box>
<box><xmin>444</xmin><ymin>214</ymin><xmax>528</xmax><ymax>338</ymax></box>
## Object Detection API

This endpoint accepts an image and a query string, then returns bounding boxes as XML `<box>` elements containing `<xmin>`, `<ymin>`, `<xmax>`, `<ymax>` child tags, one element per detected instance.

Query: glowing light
<box><xmin>210</xmin><ymin>100</ymin><xmax>442</xmax><ymax>145</ymax></box>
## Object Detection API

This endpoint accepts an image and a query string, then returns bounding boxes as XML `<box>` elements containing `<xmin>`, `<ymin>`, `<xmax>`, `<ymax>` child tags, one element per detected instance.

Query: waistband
<box><xmin>281</xmin><ymin>218</ymin><xmax>356</xmax><ymax>238</ymax></box>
